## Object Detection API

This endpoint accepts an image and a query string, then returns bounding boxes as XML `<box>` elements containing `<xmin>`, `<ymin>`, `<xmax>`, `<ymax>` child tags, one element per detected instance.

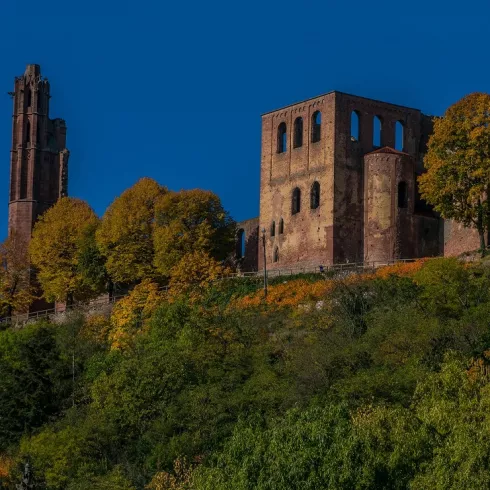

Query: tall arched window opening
<box><xmin>293</xmin><ymin>117</ymin><xmax>303</xmax><ymax>148</ymax></box>
<box><xmin>273</xmin><ymin>247</ymin><xmax>279</xmax><ymax>263</ymax></box>
<box><xmin>237</xmin><ymin>229</ymin><xmax>245</xmax><ymax>258</ymax></box>
<box><xmin>26</xmin><ymin>88</ymin><xmax>32</xmax><ymax>109</ymax></box>
<box><xmin>311</xmin><ymin>111</ymin><xmax>321</xmax><ymax>143</ymax></box>
<box><xmin>351</xmin><ymin>111</ymin><xmax>360</xmax><ymax>141</ymax></box>
<box><xmin>277</xmin><ymin>122</ymin><xmax>287</xmax><ymax>153</ymax></box>
<box><xmin>395</xmin><ymin>121</ymin><xmax>404</xmax><ymax>151</ymax></box>
<box><xmin>373</xmin><ymin>116</ymin><xmax>382</xmax><ymax>148</ymax></box>
<box><xmin>279</xmin><ymin>218</ymin><xmax>284</xmax><ymax>234</ymax></box>
<box><xmin>292</xmin><ymin>187</ymin><xmax>301</xmax><ymax>215</ymax></box>
<box><xmin>310</xmin><ymin>181</ymin><xmax>320</xmax><ymax>209</ymax></box>
<box><xmin>398</xmin><ymin>182</ymin><xmax>408</xmax><ymax>208</ymax></box>
<box><xmin>25</xmin><ymin>120</ymin><xmax>31</xmax><ymax>145</ymax></box>
<box><xmin>271</xmin><ymin>221</ymin><xmax>276</xmax><ymax>237</ymax></box>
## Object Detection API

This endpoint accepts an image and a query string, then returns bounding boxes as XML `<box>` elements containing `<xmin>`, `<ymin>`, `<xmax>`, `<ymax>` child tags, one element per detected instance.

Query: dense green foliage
<box><xmin>2</xmin><ymin>258</ymin><xmax>490</xmax><ymax>488</ymax></box>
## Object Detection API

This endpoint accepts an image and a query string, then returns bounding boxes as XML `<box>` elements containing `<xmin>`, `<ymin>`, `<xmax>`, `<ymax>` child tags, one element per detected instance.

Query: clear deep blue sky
<box><xmin>0</xmin><ymin>0</ymin><xmax>489</xmax><ymax>241</ymax></box>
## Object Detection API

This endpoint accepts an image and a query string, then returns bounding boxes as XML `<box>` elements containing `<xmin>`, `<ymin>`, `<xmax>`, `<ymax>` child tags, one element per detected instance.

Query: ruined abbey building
<box><xmin>8</xmin><ymin>64</ymin><xmax>69</xmax><ymax>243</ymax></box>
<box><xmin>237</xmin><ymin>91</ymin><xmax>482</xmax><ymax>271</ymax></box>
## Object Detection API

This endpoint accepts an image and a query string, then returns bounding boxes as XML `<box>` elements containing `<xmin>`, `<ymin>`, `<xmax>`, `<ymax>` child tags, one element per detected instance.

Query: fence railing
<box><xmin>0</xmin><ymin>294</ymin><xmax>127</xmax><ymax>327</ymax></box>
<box><xmin>224</xmin><ymin>258</ymin><xmax>417</xmax><ymax>279</ymax></box>
<box><xmin>0</xmin><ymin>258</ymin><xmax>417</xmax><ymax>326</ymax></box>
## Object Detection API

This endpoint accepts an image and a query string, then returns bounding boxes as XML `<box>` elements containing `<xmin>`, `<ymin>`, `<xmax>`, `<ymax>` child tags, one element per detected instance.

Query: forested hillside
<box><xmin>2</xmin><ymin>258</ymin><xmax>490</xmax><ymax>489</ymax></box>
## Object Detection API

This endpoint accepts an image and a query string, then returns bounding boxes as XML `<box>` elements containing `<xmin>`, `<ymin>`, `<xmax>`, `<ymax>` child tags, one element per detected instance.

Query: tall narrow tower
<box><xmin>8</xmin><ymin>64</ymin><xmax>69</xmax><ymax>241</ymax></box>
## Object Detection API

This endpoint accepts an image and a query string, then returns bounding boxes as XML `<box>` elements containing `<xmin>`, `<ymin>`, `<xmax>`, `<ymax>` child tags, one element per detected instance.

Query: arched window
<box><xmin>398</xmin><ymin>182</ymin><xmax>408</xmax><ymax>208</ymax></box>
<box><xmin>395</xmin><ymin>121</ymin><xmax>404</xmax><ymax>151</ymax></box>
<box><xmin>273</xmin><ymin>247</ymin><xmax>279</xmax><ymax>263</ymax></box>
<box><xmin>237</xmin><ymin>229</ymin><xmax>245</xmax><ymax>258</ymax></box>
<box><xmin>311</xmin><ymin>111</ymin><xmax>321</xmax><ymax>143</ymax></box>
<box><xmin>351</xmin><ymin>111</ymin><xmax>360</xmax><ymax>141</ymax></box>
<box><xmin>310</xmin><ymin>181</ymin><xmax>320</xmax><ymax>209</ymax></box>
<box><xmin>292</xmin><ymin>187</ymin><xmax>301</xmax><ymax>215</ymax></box>
<box><xmin>373</xmin><ymin>116</ymin><xmax>382</xmax><ymax>148</ymax></box>
<box><xmin>26</xmin><ymin>88</ymin><xmax>32</xmax><ymax>108</ymax></box>
<box><xmin>279</xmin><ymin>218</ymin><xmax>284</xmax><ymax>234</ymax></box>
<box><xmin>293</xmin><ymin>117</ymin><xmax>303</xmax><ymax>148</ymax></box>
<box><xmin>277</xmin><ymin>122</ymin><xmax>287</xmax><ymax>153</ymax></box>
<box><xmin>271</xmin><ymin>221</ymin><xmax>276</xmax><ymax>237</ymax></box>
<box><xmin>25</xmin><ymin>120</ymin><xmax>31</xmax><ymax>145</ymax></box>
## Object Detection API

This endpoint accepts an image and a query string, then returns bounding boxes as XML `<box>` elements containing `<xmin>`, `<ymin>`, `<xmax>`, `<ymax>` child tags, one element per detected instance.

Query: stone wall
<box><xmin>443</xmin><ymin>220</ymin><xmax>482</xmax><ymax>257</ymax></box>
<box><xmin>259</xmin><ymin>93</ymin><xmax>336</xmax><ymax>270</ymax></box>
<box><xmin>236</xmin><ymin>217</ymin><xmax>259</xmax><ymax>271</ymax></box>
<box><xmin>256</xmin><ymin>91</ymin><xmax>437</xmax><ymax>271</ymax></box>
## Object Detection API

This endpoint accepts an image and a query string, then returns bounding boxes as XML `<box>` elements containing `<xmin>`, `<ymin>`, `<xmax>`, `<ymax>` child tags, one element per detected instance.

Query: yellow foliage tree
<box><xmin>29</xmin><ymin>198</ymin><xmax>99</xmax><ymax>304</ymax></box>
<box><xmin>80</xmin><ymin>314</ymin><xmax>112</xmax><ymax>345</ymax></box>
<box><xmin>169</xmin><ymin>251</ymin><xmax>229</xmax><ymax>300</ymax></box>
<box><xmin>419</xmin><ymin>93</ymin><xmax>490</xmax><ymax>254</ymax></box>
<box><xmin>146</xmin><ymin>458</ymin><xmax>196</xmax><ymax>490</ymax></box>
<box><xmin>153</xmin><ymin>189</ymin><xmax>235</xmax><ymax>277</ymax></box>
<box><xmin>96</xmin><ymin>178</ymin><xmax>166</xmax><ymax>284</ymax></box>
<box><xmin>109</xmin><ymin>279</ymin><xmax>163</xmax><ymax>350</ymax></box>
<box><xmin>0</xmin><ymin>232</ymin><xmax>35</xmax><ymax>317</ymax></box>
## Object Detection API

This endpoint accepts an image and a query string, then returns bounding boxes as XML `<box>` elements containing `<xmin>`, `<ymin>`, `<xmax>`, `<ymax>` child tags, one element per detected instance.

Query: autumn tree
<box><xmin>29</xmin><ymin>197</ymin><xmax>100</xmax><ymax>304</ymax></box>
<box><xmin>153</xmin><ymin>189</ymin><xmax>235</xmax><ymax>277</ymax></box>
<box><xmin>168</xmin><ymin>251</ymin><xmax>229</xmax><ymax>300</ymax></box>
<box><xmin>109</xmin><ymin>279</ymin><xmax>163</xmax><ymax>350</ymax></box>
<box><xmin>0</xmin><ymin>232</ymin><xmax>35</xmax><ymax>317</ymax></box>
<box><xmin>419</xmin><ymin>93</ymin><xmax>490</xmax><ymax>254</ymax></box>
<box><xmin>77</xmin><ymin>222</ymin><xmax>110</xmax><ymax>297</ymax></box>
<box><xmin>96</xmin><ymin>178</ymin><xmax>166</xmax><ymax>284</ymax></box>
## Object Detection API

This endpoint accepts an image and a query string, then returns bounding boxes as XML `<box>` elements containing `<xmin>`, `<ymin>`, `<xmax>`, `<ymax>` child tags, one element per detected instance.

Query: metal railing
<box><xmin>224</xmin><ymin>258</ymin><xmax>417</xmax><ymax>279</ymax></box>
<box><xmin>0</xmin><ymin>294</ymin><xmax>127</xmax><ymax>327</ymax></box>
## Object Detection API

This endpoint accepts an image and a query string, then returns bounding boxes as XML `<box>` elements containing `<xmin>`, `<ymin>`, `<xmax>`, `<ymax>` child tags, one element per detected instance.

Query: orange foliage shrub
<box><xmin>0</xmin><ymin>454</ymin><xmax>12</xmax><ymax>479</ymax></box>
<box><xmin>229</xmin><ymin>260</ymin><xmax>425</xmax><ymax>312</ymax></box>
<box><xmin>229</xmin><ymin>278</ymin><xmax>335</xmax><ymax>311</ymax></box>
<box><xmin>373</xmin><ymin>259</ymin><xmax>426</xmax><ymax>279</ymax></box>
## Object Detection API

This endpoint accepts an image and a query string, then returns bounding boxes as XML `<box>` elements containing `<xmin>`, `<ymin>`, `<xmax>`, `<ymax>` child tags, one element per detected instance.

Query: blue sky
<box><xmin>0</xmin><ymin>0</ymin><xmax>489</xmax><ymax>241</ymax></box>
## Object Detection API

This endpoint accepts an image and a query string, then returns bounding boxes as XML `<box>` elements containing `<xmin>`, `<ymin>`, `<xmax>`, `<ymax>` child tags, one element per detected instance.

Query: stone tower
<box><xmin>363</xmin><ymin>148</ymin><xmax>415</xmax><ymax>263</ymax></box>
<box><xmin>8</xmin><ymin>64</ymin><xmax>69</xmax><ymax>241</ymax></box>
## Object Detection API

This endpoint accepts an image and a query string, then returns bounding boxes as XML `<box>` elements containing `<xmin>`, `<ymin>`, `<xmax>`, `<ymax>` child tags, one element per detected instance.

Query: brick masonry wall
<box><xmin>444</xmin><ymin>220</ymin><xmax>482</xmax><ymax>256</ymax></box>
<box><xmin>236</xmin><ymin>217</ymin><xmax>259</xmax><ymax>271</ymax></box>
<box><xmin>259</xmin><ymin>93</ymin><xmax>335</xmax><ymax>270</ymax></box>
<box><xmin>334</xmin><ymin>93</ymin><xmax>424</xmax><ymax>263</ymax></box>
<box><xmin>7</xmin><ymin>65</ymin><xmax>69</xmax><ymax>314</ymax></box>
<box><xmin>256</xmin><ymin>91</ymin><xmax>437</xmax><ymax>271</ymax></box>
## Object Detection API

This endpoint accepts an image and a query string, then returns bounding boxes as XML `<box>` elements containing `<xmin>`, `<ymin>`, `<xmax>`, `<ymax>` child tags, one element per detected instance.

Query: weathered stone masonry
<box><xmin>240</xmin><ymin>91</ymin><xmax>442</xmax><ymax>271</ymax></box>
<box><xmin>8</xmin><ymin>64</ymin><xmax>69</xmax><ymax>242</ymax></box>
<box><xmin>7</xmin><ymin>64</ymin><xmax>69</xmax><ymax>312</ymax></box>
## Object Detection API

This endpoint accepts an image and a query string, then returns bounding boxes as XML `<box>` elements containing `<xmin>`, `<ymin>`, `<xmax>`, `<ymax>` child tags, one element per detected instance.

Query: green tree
<box><xmin>0</xmin><ymin>322</ymin><xmax>69</xmax><ymax>451</ymax></box>
<box><xmin>153</xmin><ymin>189</ymin><xmax>235</xmax><ymax>277</ymax></box>
<box><xmin>419</xmin><ymin>93</ymin><xmax>490</xmax><ymax>254</ymax></box>
<box><xmin>96</xmin><ymin>178</ymin><xmax>166</xmax><ymax>284</ymax></box>
<box><xmin>29</xmin><ymin>198</ymin><xmax>100</xmax><ymax>304</ymax></box>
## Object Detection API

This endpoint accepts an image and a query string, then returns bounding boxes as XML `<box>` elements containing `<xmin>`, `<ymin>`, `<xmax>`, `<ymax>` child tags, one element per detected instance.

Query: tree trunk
<box><xmin>477</xmin><ymin>202</ymin><xmax>487</xmax><ymax>257</ymax></box>
<box><xmin>480</xmin><ymin>230</ymin><xmax>487</xmax><ymax>257</ymax></box>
